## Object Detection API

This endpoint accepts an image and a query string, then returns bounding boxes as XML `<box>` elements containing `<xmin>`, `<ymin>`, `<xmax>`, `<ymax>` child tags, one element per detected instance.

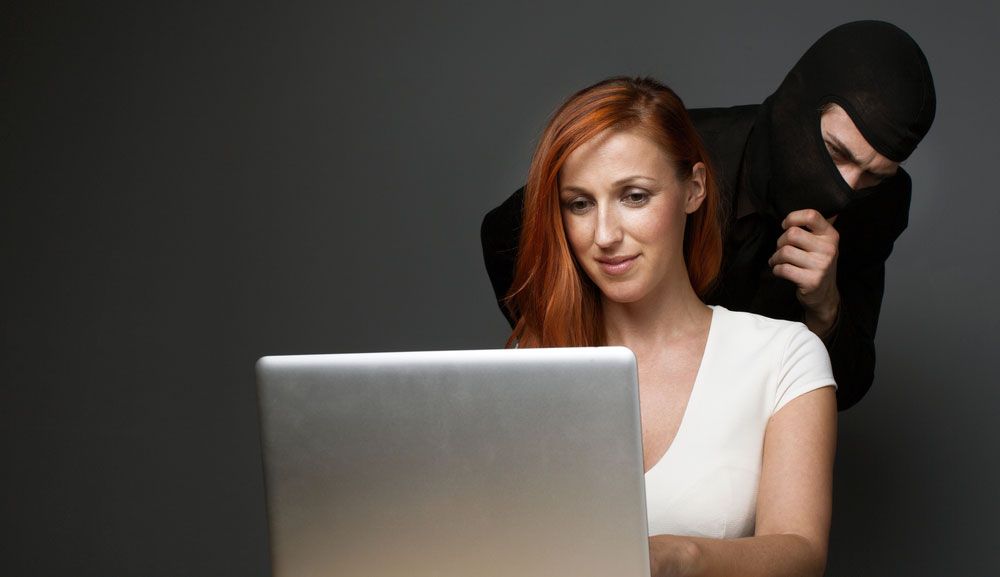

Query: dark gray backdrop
<box><xmin>3</xmin><ymin>1</ymin><xmax>997</xmax><ymax>575</ymax></box>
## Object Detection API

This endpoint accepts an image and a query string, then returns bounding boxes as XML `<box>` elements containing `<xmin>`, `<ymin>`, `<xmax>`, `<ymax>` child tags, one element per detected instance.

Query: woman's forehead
<box><xmin>561</xmin><ymin>128</ymin><xmax>674</xmax><ymax>184</ymax></box>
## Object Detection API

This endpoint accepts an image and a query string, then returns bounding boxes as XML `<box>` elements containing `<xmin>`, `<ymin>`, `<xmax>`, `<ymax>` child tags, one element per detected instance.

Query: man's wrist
<box><xmin>803</xmin><ymin>292</ymin><xmax>841</xmax><ymax>339</ymax></box>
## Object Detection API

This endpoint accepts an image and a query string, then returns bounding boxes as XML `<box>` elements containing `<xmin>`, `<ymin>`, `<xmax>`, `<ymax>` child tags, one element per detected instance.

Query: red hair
<box><xmin>505</xmin><ymin>77</ymin><xmax>722</xmax><ymax>348</ymax></box>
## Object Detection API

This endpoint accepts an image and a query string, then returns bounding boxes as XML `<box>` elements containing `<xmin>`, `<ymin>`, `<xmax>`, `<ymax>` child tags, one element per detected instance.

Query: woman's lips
<box><xmin>596</xmin><ymin>255</ymin><xmax>638</xmax><ymax>276</ymax></box>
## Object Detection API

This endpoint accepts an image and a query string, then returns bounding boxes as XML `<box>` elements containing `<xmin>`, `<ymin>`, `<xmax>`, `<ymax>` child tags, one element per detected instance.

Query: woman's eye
<box><xmin>622</xmin><ymin>190</ymin><xmax>649</xmax><ymax>206</ymax></box>
<box><xmin>565</xmin><ymin>198</ymin><xmax>592</xmax><ymax>214</ymax></box>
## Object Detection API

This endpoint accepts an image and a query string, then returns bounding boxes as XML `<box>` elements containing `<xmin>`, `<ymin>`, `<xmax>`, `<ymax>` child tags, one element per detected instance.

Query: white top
<box><xmin>644</xmin><ymin>305</ymin><xmax>836</xmax><ymax>538</ymax></box>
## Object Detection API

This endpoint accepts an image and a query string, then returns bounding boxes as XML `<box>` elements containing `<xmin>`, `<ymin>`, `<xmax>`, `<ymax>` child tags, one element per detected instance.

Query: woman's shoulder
<box><xmin>707</xmin><ymin>306</ymin><xmax>835</xmax><ymax>412</ymax></box>
<box><xmin>709</xmin><ymin>305</ymin><xmax>813</xmax><ymax>346</ymax></box>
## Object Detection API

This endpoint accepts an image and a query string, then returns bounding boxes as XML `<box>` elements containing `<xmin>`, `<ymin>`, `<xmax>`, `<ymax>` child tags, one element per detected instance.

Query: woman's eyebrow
<box><xmin>561</xmin><ymin>175</ymin><xmax>656</xmax><ymax>195</ymax></box>
<box><xmin>560</xmin><ymin>185</ymin><xmax>590</xmax><ymax>195</ymax></box>
<box><xmin>613</xmin><ymin>175</ymin><xmax>657</xmax><ymax>187</ymax></box>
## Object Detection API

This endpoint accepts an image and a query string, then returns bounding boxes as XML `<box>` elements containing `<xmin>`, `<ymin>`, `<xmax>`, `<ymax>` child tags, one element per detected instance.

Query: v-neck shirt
<box><xmin>643</xmin><ymin>305</ymin><xmax>835</xmax><ymax>538</ymax></box>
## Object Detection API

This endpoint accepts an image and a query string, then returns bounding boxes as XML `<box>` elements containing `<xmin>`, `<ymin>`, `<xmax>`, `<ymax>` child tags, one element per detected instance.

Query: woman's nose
<box><xmin>594</xmin><ymin>205</ymin><xmax>623</xmax><ymax>248</ymax></box>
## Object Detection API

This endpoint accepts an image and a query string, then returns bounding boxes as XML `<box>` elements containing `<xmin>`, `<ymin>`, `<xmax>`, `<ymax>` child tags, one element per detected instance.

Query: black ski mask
<box><xmin>749</xmin><ymin>20</ymin><xmax>937</xmax><ymax>219</ymax></box>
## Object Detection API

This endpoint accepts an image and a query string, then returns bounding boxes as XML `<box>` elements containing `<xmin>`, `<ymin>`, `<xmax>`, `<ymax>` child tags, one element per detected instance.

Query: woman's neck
<box><xmin>601</xmin><ymin>272</ymin><xmax>711</xmax><ymax>354</ymax></box>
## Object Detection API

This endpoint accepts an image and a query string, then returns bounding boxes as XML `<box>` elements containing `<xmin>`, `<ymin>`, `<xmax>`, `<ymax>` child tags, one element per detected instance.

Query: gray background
<box><xmin>2</xmin><ymin>1</ymin><xmax>997</xmax><ymax>575</ymax></box>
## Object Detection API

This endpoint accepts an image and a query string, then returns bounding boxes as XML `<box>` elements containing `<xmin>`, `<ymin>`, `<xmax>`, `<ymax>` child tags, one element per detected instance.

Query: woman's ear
<box><xmin>684</xmin><ymin>162</ymin><xmax>707</xmax><ymax>214</ymax></box>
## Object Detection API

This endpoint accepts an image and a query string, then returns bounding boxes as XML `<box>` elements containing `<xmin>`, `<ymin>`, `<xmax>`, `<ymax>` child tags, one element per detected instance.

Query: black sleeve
<box><xmin>480</xmin><ymin>186</ymin><xmax>525</xmax><ymax>327</ymax></box>
<box><xmin>824</xmin><ymin>171</ymin><xmax>912</xmax><ymax>410</ymax></box>
<box><xmin>823</xmin><ymin>256</ymin><xmax>884</xmax><ymax>410</ymax></box>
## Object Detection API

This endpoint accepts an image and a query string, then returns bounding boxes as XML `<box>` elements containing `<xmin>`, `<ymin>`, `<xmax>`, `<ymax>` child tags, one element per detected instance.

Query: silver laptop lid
<box><xmin>257</xmin><ymin>347</ymin><xmax>649</xmax><ymax>577</ymax></box>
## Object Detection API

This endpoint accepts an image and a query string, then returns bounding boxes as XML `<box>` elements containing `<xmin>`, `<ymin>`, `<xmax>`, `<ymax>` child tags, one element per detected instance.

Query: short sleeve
<box><xmin>772</xmin><ymin>324</ymin><xmax>837</xmax><ymax>414</ymax></box>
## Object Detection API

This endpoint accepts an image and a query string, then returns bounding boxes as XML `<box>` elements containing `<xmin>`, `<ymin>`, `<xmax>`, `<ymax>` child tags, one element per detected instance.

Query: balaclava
<box><xmin>749</xmin><ymin>20</ymin><xmax>936</xmax><ymax>219</ymax></box>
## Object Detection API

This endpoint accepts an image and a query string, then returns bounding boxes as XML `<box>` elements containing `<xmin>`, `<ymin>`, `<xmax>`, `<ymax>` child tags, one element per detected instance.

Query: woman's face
<box><xmin>559</xmin><ymin>127</ymin><xmax>705</xmax><ymax>305</ymax></box>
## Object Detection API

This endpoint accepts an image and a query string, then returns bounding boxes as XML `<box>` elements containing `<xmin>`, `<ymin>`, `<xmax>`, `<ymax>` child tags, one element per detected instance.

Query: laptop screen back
<box><xmin>256</xmin><ymin>347</ymin><xmax>649</xmax><ymax>577</ymax></box>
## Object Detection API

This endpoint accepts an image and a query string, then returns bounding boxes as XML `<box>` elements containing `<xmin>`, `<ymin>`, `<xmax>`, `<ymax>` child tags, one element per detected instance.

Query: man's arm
<box><xmin>480</xmin><ymin>186</ymin><xmax>525</xmax><ymax>327</ymax></box>
<box><xmin>762</xmin><ymin>169</ymin><xmax>910</xmax><ymax>410</ymax></box>
<box><xmin>821</xmin><ymin>173</ymin><xmax>911</xmax><ymax>410</ymax></box>
<box><xmin>820</xmin><ymin>264</ymin><xmax>881</xmax><ymax>410</ymax></box>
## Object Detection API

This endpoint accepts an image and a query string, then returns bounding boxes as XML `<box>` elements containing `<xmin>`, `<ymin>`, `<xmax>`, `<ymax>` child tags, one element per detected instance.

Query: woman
<box><xmin>505</xmin><ymin>77</ymin><xmax>837</xmax><ymax>577</ymax></box>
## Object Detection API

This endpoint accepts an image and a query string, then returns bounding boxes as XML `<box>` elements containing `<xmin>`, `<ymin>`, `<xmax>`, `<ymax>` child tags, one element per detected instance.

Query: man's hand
<box><xmin>768</xmin><ymin>209</ymin><xmax>841</xmax><ymax>338</ymax></box>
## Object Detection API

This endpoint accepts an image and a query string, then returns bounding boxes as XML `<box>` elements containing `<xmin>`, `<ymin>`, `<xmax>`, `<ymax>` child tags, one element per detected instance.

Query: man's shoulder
<box><xmin>689</xmin><ymin>104</ymin><xmax>759</xmax><ymax>139</ymax></box>
<box><xmin>687</xmin><ymin>105</ymin><xmax>759</xmax><ymax>199</ymax></box>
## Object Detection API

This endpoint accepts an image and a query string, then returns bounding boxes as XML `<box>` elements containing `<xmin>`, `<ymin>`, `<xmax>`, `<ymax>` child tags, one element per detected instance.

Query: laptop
<box><xmin>256</xmin><ymin>347</ymin><xmax>650</xmax><ymax>577</ymax></box>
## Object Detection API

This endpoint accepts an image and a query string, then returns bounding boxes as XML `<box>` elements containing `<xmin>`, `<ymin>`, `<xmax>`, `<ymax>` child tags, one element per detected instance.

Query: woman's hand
<box><xmin>649</xmin><ymin>535</ymin><xmax>700</xmax><ymax>577</ymax></box>
<box><xmin>647</xmin><ymin>386</ymin><xmax>836</xmax><ymax>577</ymax></box>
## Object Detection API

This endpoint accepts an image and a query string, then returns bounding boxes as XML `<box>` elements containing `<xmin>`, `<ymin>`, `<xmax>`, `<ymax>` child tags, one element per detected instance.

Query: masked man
<box><xmin>481</xmin><ymin>20</ymin><xmax>936</xmax><ymax>410</ymax></box>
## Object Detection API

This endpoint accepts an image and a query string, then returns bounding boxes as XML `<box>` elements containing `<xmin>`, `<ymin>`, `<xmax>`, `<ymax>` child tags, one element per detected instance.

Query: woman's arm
<box><xmin>649</xmin><ymin>385</ymin><xmax>837</xmax><ymax>577</ymax></box>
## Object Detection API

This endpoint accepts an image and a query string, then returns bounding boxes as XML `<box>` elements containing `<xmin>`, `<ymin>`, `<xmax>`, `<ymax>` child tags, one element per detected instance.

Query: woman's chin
<box><xmin>598</xmin><ymin>285</ymin><xmax>649</xmax><ymax>305</ymax></box>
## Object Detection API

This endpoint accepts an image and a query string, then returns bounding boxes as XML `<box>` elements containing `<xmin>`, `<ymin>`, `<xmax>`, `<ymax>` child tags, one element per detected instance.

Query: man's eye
<box><xmin>825</xmin><ymin>143</ymin><xmax>846</xmax><ymax>162</ymax></box>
